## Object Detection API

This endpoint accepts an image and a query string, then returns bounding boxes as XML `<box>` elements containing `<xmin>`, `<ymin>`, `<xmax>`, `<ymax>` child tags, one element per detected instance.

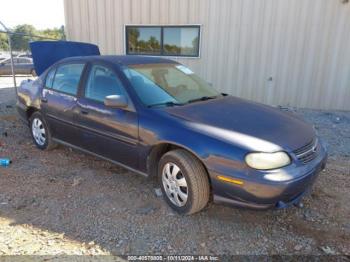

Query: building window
<box><xmin>126</xmin><ymin>25</ymin><xmax>200</xmax><ymax>57</ymax></box>
<box><xmin>126</xmin><ymin>27</ymin><xmax>161</xmax><ymax>55</ymax></box>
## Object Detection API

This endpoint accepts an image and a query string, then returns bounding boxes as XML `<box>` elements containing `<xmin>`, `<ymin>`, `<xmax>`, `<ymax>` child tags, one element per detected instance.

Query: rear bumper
<box><xmin>210</xmin><ymin>144</ymin><xmax>327</xmax><ymax>210</ymax></box>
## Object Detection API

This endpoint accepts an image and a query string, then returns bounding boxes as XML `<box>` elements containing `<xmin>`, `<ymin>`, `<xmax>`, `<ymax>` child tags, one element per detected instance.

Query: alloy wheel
<box><xmin>162</xmin><ymin>162</ymin><xmax>188</xmax><ymax>207</ymax></box>
<box><xmin>31</xmin><ymin>118</ymin><xmax>46</xmax><ymax>146</ymax></box>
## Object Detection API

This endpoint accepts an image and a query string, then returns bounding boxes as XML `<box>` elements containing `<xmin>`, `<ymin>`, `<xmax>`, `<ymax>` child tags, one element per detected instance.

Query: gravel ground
<box><xmin>0</xmin><ymin>86</ymin><xmax>349</xmax><ymax>257</ymax></box>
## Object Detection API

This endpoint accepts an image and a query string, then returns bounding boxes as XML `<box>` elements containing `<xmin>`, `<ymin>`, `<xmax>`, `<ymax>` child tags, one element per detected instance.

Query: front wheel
<box><xmin>158</xmin><ymin>149</ymin><xmax>210</xmax><ymax>215</ymax></box>
<box><xmin>29</xmin><ymin>112</ymin><xmax>57</xmax><ymax>150</ymax></box>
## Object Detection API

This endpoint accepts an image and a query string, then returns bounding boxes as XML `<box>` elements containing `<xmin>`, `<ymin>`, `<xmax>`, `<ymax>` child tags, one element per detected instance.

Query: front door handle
<box><xmin>81</xmin><ymin>110</ymin><xmax>89</xmax><ymax>115</ymax></box>
<box><xmin>41</xmin><ymin>98</ymin><xmax>48</xmax><ymax>103</ymax></box>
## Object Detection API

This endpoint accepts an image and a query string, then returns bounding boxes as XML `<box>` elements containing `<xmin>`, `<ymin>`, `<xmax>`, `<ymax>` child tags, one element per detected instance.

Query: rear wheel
<box><xmin>158</xmin><ymin>149</ymin><xmax>210</xmax><ymax>215</ymax></box>
<box><xmin>29</xmin><ymin>112</ymin><xmax>57</xmax><ymax>150</ymax></box>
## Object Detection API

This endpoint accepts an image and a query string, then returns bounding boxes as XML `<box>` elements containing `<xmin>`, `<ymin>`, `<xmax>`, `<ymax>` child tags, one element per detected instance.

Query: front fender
<box><xmin>138</xmin><ymin>109</ymin><xmax>248</xmax><ymax>177</ymax></box>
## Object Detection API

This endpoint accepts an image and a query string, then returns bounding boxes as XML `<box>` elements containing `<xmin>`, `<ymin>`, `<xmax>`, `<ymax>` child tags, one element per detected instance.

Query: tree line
<box><xmin>0</xmin><ymin>24</ymin><xmax>66</xmax><ymax>52</ymax></box>
<box><xmin>127</xmin><ymin>28</ymin><xmax>198</xmax><ymax>56</ymax></box>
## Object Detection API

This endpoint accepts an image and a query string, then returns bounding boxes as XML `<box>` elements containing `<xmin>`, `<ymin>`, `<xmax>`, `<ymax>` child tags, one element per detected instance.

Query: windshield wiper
<box><xmin>187</xmin><ymin>96</ymin><xmax>217</xmax><ymax>104</ymax></box>
<box><xmin>148</xmin><ymin>101</ymin><xmax>184</xmax><ymax>108</ymax></box>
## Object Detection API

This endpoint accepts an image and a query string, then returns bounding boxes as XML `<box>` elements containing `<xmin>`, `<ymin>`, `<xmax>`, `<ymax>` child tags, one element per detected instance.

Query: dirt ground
<box><xmin>0</xmin><ymin>86</ymin><xmax>349</xmax><ymax>257</ymax></box>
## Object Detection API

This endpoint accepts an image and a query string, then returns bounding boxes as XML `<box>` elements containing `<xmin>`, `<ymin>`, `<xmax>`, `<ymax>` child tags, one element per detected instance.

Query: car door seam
<box><xmin>47</xmin><ymin>113</ymin><xmax>137</xmax><ymax>145</ymax></box>
<box><xmin>76</xmin><ymin>123</ymin><xmax>138</xmax><ymax>145</ymax></box>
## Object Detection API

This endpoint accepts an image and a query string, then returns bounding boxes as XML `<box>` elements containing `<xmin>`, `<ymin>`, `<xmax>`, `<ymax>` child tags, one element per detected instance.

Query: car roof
<box><xmin>59</xmin><ymin>55</ymin><xmax>178</xmax><ymax>66</ymax></box>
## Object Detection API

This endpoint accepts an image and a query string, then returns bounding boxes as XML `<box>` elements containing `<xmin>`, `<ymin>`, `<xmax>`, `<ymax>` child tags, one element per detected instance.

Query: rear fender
<box><xmin>17</xmin><ymin>77</ymin><xmax>43</xmax><ymax>111</ymax></box>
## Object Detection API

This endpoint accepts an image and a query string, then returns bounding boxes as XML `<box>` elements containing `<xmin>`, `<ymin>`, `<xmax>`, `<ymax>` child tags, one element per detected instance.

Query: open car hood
<box><xmin>30</xmin><ymin>41</ymin><xmax>100</xmax><ymax>76</ymax></box>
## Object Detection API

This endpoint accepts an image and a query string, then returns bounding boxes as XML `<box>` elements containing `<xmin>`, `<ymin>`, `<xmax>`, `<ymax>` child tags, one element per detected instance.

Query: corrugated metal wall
<box><xmin>64</xmin><ymin>0</ymin><xmax>350</xmax><ymax>110</ymax></box>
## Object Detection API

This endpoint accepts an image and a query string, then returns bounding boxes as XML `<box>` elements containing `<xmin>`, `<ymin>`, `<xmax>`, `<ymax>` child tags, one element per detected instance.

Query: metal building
<box><xmin>64</xmin><ymin>0</ymin><xmax>350</xmax><ymax>110</ymax></box>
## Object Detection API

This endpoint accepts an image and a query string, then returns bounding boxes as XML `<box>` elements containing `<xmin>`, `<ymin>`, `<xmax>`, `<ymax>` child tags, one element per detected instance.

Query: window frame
<box><xmin>124</xmin><ymin>25</ymin><xmax>201</xmax><ymax>58</ymax></box>
<box><xmin>44</xmin><ymin>67</ymin><xmax>57</xmax><ymax>89</ymax></box>
<box><xmin>83</xmin><ymin>63</ymin><xmax>129</xmax><ymax>104</ymax></box>
<box><xmin>79</xmin><ymin>62</ymin><xmax>135</xmax><ymax>111</ymax></box>
<box><xmin>44</xmin><ymin>62</ymin><xmax>87</xmax><ymax>97</ymax></box>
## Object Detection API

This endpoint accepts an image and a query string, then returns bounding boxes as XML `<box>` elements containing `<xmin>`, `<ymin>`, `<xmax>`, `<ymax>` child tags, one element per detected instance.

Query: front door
<box><xmin>74</xmin><ymin>63</ymin><xmax>139</xmax><ymax>169</ymax></box>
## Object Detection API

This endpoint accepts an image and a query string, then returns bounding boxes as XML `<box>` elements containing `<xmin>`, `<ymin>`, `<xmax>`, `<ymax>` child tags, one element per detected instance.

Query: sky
<box><xmin>0</xmin><ymin>0</ymin><xmax>65</xmax><ymax>30</ymax></box>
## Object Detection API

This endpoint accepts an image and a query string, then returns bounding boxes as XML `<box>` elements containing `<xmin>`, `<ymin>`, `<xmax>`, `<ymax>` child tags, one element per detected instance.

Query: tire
<box><xmin>158</xmin><ymin>149</ymin><xmax>210</xmax><ymax>215</ymax></box>
<box><xmin>29</xmin><ymin>112</ymin><xmax>57</xmax><ymax>150</ymax></box>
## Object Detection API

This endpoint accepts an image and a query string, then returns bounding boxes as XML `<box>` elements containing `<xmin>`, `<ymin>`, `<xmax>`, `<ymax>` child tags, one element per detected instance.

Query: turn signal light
<box><xmin>217</xmin><ymin>175</ymin><xmax>244</xmax><ymax>185</ymax></box>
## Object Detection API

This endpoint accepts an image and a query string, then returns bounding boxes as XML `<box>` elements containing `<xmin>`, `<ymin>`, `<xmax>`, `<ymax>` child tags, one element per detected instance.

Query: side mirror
<box><xmin>104</xmin><ymin>95</ymin><xmax>128</xmax><ymax>108</ymax></box>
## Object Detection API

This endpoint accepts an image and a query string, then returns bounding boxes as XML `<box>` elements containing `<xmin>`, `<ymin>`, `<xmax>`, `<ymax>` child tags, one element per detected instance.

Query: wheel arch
<box><xmin>26</xmin><ymin>106</ymin><xmax>38</xmax><ymax>120</ymax></box>
<box><xmin>147</xmin><ymin>142</ymin><xmax>212</xmax><ymax>186</ymax></box>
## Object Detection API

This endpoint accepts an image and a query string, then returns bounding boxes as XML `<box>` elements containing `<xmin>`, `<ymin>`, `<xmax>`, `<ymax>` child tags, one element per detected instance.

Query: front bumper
<box><xmin>210</xmin><ymin>143</ymin><xmax>328</xmax><ymax>209</ymax></box>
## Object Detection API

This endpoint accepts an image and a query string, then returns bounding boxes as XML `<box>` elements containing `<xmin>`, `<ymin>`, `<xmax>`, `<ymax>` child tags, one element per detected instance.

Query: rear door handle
<box><xmin>41</xmin><ymin>98</ymin><xmax>48</xmax><ymax>103</ymax></box>
<box><xmin>81</xmin><ymin>110</ymin><xmax>89</xmax><ymax>115</ymax></box>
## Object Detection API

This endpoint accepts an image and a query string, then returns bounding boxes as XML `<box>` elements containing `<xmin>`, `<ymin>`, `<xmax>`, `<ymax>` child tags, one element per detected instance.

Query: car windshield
<box><xmin>123</xmin><ymin>63</ymin><xmax>221</xmax><ymax>107</ymax></box>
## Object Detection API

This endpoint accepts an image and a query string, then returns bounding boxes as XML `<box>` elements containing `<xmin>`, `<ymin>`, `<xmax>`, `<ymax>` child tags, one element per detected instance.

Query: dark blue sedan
<box><xmin>17</xmin><ymin>52</ymin><xmax>327</xmax><ymax>214</ymax></box>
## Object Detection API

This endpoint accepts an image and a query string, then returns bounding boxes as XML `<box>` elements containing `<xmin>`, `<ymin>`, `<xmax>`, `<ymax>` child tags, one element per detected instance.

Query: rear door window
<box><xmin>51</xmin><ymin>63</ymin><xmax>85</xmax><ymax>95</ymax></box>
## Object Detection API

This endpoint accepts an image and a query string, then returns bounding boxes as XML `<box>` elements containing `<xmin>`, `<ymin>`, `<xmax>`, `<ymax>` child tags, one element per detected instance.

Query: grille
<box><xmin>293</xmin><ymin>138</ymin><xmax>318</xmax><ymax>164</ymax></box>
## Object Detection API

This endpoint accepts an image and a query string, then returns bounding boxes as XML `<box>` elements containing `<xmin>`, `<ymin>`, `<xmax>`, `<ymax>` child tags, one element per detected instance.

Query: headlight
<box><xmin>245</xmin><ymin>152</ymin><xmax>291</xmax><ymax>170</ymax></box>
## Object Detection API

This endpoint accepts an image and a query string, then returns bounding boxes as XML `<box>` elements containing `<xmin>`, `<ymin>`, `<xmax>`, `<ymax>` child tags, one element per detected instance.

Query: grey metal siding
<box><xmin>64</xmin><ymin>0</ymin><xmax>350</xmax><ymax>110</ymax></box>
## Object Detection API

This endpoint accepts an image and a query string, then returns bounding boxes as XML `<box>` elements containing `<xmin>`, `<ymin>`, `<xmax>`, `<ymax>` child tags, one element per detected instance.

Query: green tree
<box><xmin>128</xmin><ymin>28</ymin><xmax>140</xmax><ymax>52</ymax></box>
<box><xmin>148</xmin><ymin>36</ymin><xmax>160</xmax><ymax>53</ymax></box>
<box><xmin>39</xmin><ymin>26</ymin><xmax>66</xmax><ymax>40</ymax></box>
<box><xmin>7</xmin><ymin>24</ymin><xmax>65</xmax><ymax>52</ymax></box>
<box><xmin>0</xmin><ymin>32</ymin><xmax>9</xmax><ymax>51</ymax></box>
<box><xmin>192</xmin><ymin>36</ymin><xmax>199</xmax><ymax>52</ymax></box>
<box><xmin>10</xmin><ymin>24</ymin><xmax>37</xmax><ymax>51</ymax></box>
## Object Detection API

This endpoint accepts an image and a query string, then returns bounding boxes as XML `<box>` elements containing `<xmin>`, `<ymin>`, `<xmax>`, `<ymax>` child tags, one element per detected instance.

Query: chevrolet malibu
<box><xmin>17</xmin><ymin>54</ymin><xmax>327</xmax><ymax>214</ymax></box>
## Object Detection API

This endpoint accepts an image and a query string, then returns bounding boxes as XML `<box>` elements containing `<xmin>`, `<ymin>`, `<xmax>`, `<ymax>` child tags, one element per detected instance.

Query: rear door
<box><xmin>41</xmin><ymin>62</ymin><xmax>86</xmax><ymax>145</ymax></box>
<box><xmin>74</xmin><ymin>63</ymin><xmax>139</xmax><ymax>169</ymax></box>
